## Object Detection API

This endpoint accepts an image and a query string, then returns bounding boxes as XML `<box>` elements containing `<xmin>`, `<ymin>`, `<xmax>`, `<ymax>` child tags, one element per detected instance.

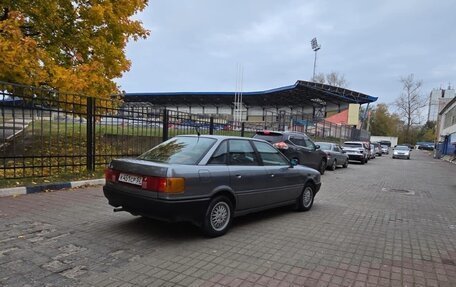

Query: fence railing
<box><xmin>1</xmin><ymin>81</ymin><xmax>369</xmax><ymax>180</ymax></box>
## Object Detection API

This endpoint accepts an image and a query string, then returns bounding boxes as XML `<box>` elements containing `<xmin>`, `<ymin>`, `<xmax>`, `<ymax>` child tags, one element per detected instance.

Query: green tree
<box><xmin>369</xmin><ymin>104</ymin><xmax>401</xmax><ymax>136</ymax></box>
<box><xmin>417</xmin><ymin>121</ymin><xmax>436</xmax><ymax>142</ymax></box>
<box><xmin>0</xmin><ymin>1</ymin><xmax>149</xmax><ymax>100</ymax></box>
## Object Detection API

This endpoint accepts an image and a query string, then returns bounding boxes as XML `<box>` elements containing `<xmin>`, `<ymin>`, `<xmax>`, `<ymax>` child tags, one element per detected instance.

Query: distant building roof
<box><xmin>326</xmin><ymin>109</ymin><xmax>349</xmax><ymax>125</ymax></box>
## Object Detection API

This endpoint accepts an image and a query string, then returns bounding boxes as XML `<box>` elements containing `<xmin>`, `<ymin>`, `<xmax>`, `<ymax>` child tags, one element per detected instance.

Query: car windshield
<box><xmin>381</xmin><ymin>145</ymin><xmax>388</xmax><ymax>148</ymax></box>
<box><xmin>395</xmin><ymin>146</ymin><xmax>409</xmax><ymax>151</ymax></box>
<box><xmin>343</xmin><ymin>143</ymin><xmax>362</xmax><ymax>148</ymax></box>
<box><xmin>138</xmin><ymin>136</ymin><xmax>216</xmax><ymax>164</ymax></box>
<box><xmin>317</xmin><ymin>143</ymin><xmax>332</xmax><ymax>150</ymax></box>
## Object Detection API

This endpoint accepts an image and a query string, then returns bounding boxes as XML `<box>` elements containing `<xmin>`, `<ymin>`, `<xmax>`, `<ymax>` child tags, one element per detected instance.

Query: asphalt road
<box><xmin>0</xmin><ymin>150</ymin><xmax>455</xmax><ymax>287</ymax></box>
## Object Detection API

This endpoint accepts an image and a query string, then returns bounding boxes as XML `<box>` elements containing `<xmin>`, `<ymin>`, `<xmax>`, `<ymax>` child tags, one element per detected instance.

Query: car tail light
<box><xmin>273</xmin><ymin>142</ymin><xmax>289</xmax><ymax>150</ymax></box>
<box><xmin>105</xmin><ymin>168</ymin><xmax>119</xmax><ymax>182</ymax></box>
<box><xmin>142</xmin><ymin>176</ymin><xmax>185</xmax><ymax>193</ymax></box>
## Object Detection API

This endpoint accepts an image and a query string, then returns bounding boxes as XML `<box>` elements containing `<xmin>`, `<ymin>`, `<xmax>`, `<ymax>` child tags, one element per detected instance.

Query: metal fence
<box><xmin>0</xmin><ymin>81</ymin><xmax>369</xmax><ymax>180</ymax></box>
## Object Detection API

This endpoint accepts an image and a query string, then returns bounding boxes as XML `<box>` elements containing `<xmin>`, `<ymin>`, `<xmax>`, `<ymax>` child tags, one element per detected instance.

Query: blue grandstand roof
<box><xmin>124</xmin><ymin>80</ymin><xmax>377</xmax><ymax>106</ymax></box>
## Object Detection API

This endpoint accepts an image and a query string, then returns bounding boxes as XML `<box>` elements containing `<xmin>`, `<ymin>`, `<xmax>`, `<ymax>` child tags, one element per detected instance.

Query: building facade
<box><xmin>437</xmin><ymin>97</ymin><xmax>456</xmax><ymax>156</ymax></box>
<box><xmin>428</xmin><ymin>86</ymin><xmax>455</xmax><ymax>122</ymax></box>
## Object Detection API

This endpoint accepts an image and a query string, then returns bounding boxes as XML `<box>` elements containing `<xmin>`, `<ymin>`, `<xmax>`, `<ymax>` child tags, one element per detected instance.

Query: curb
<box><xmin>0</xmin><ymin>178</ymin><xmax>105</xmax><ymax>198</ymax></box>
<box><xmin>440</xmin><ymin>155</ymin><xmax>456</xmax><ymax>165</ymax></box>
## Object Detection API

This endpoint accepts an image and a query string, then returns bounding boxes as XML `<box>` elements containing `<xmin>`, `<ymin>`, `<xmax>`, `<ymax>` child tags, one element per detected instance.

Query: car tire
<box><xmin>342</xmin><ymin>160</ymin><xmax>348</xmax><ymax>168</ymax></box>
<box><xmin>360</xmin><ymin>158</ymin><xmax>365</xmax><ymax>165</ymax></box>
<box><xmin>296</xmin><ymin>184</ymin><xmax>315</xmax><ymax>212</ymax></box>
<box><xmin>330</xmin><ymin>159</ymin><xmax>337</xmax><ymax>171</ymax></box>
<box><xmin>407</xmin><ymin>156</ymin><xmax>410</xmax><ymax>160</ymax></box>
<box><xmin>319</xmin><ymin>160</ymin><xmax>326</xmax><ymax>175</ymax></box>
<box><xmin>202</xmin><ymin>196</ymin><xmax>233</xmax><ymax>237</ymax></box>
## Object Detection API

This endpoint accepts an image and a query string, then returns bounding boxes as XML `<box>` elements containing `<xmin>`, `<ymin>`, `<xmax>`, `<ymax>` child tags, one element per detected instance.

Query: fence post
<box><xmin>241</xmin><ymin>122</ymin><xmax>245</xmax><ymax>137</ymax></box>
<box><xmin>209</xmin><ymin>117</ymin><xmax>214</xmax><ymax>135</ymax></box>
<box><xmin>86</xmin><ymin>97</ymin><xmax>95</xmax><ymax>172</ymax></box>
<box><xmin>162</xmin><ymin>108</ymin><xmax>169</xmax><ymax>142</ymax></box>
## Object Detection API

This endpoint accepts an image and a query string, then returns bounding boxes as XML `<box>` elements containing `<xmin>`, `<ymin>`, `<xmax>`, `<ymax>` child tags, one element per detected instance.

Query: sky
<box><xmin>117</xmin><ymin>0</ymin><xmax>456</xmax><ymax>105</ymax></box>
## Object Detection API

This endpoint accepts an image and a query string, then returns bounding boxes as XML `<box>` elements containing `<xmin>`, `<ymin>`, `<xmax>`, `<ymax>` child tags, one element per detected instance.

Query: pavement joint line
<box><xmin>0</xmin><ymin>178</ymin><xmax>105</xmax><ymax>198</ymax></box>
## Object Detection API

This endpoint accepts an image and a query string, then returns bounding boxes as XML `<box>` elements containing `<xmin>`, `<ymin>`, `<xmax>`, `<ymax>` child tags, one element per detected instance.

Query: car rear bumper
<box><xmin>393</xmin><ymin>154</ymin><xmax>409</xmax><ymax>159</ymax></box>
<box><xmin>347</xmin><ymin>154</ymin><xmax>364</xmax><ymax>161</ymax></box>
<box><xmin>103</xmin><ymin>185</ymin><xmax>210</xmax><ymax>225</ymax></box>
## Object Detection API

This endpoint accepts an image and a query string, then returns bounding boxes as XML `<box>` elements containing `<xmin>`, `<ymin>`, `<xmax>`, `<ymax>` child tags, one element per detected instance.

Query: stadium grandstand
<box><xmin>123</xmin><ymin>80</ymin><xmax>377</xmax><ymax>122</ymax></box>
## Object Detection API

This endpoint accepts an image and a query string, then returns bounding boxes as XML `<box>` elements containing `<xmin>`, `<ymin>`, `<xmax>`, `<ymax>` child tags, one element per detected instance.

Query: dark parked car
<box><xmin>103</xmin><ymin>135</ymin><xmax>322</xmax><ymax>237</ymax></box>
<box><xmin>315</xmin><ymin>142</ymin><xmax>349</xmax><ymax>170</ymax></box>
<box><xmin>253</xmin><ymin>131</ymin><xmax>328</xmax><ymax>174</ymax></box>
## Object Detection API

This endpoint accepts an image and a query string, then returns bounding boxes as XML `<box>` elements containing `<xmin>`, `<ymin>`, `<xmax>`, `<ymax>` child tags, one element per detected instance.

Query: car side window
<box><xmin>208</xmin><ymin>140</ymin><xmax>228</xmax><ymax>165</ymax></box>
<box><xmin>253</xmin><ymin>141</ymin><xmax>289</xmax><ymax>166</ymax></box>
<box><xmin>228</xmin><ymin>140</ymin><xmax>259</xmax><ymax>166</ymax></box>
<box><xmin>303</xmin><ymin>137</ymin><xmax>316</xmax><ymax>150</ymax></box>
<box><xmin>289</xmin><ymin>135</ymin><xmax>305</xmax><ymax>146</ymax></box>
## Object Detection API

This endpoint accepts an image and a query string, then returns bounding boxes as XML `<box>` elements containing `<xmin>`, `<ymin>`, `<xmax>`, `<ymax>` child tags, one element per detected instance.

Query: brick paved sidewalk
<box><xmin>1</xmin><ymin>150</ymin><xmax>455</xmax><ymax>286</ymax></box>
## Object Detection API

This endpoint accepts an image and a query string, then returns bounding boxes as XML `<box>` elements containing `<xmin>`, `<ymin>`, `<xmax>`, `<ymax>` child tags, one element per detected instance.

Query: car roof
<box><xmin>175</xmin><ymin>134</ymin><xmax>265</xmax><ymax>142</ymax></box>
<box><xmin>343</xmin><ymin>141</ymin><xmax>363</xmax><ymax>144</ymax></box>
<box><xmin>315</xmin><ymin>141</ymin><xmax>334</xmax><ymax>145</ymax></box>
<box><xmin>255</xmin><ymin>130</ymin><xmax>309</xmax><ymax>136</ymax></box>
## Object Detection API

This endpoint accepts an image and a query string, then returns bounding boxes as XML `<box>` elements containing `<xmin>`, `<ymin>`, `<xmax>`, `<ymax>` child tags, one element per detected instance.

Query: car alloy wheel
<box><xmin>210</xmin><ymin>202</ymin><xmax>230</xmax><ymax>231</ymax></box>
<box><xmin>202</xmin><ymin>196</ymin><xmax>233</xmax><ymax>237</ymax></box>
<box><xmin>297</xmin><ymin>184</ymin><xmax>315</xmax><ymax>211</ymax></box>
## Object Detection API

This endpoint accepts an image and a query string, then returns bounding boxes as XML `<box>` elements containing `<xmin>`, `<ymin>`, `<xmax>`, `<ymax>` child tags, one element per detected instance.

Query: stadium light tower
<box><xmin>310</xmin><ymin>37</ymin><xmax>321</xmax><ymax>81</ymax></box>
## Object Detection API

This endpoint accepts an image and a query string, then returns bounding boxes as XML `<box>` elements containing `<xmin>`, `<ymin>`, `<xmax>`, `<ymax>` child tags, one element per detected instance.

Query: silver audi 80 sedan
<box><xmin>103</xmin><ymin>135</ymin><xmax>322</xmax><ymax>237</ymax></box>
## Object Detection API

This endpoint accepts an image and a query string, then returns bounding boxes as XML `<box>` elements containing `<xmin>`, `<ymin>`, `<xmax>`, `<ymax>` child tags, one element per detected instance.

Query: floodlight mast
<box><xmin>311</xmin><ymin>37</ymin><xmax>321</xmax><ymax>81</ymax></box>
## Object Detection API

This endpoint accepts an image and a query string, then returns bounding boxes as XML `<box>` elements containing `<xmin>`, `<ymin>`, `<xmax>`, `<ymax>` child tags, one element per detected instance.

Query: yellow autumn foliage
<box><xmin>0</xmin><ymin>1</ymin><xmax>149</xmax><ymax>103</ymax></box>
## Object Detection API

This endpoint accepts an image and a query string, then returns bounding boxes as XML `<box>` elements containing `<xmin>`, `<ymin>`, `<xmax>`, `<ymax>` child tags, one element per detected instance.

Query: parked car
<box><xmin>417</xmin><ymin>142</ymin><xmax>434</xmax><ymax>150</ymax></box>
<box><xmin>253</xmin><ymin>131</ymin><xmax>328</xmax><ymax>174</ymax></box>
<box><xmin>315</xmin><ymin>142</ymin><xmax>349</xmax><ymax>170</ymax></box>
<box><xmin>392</xmin><ymin>145</ymin><xmax>411</xmax><ymax>159</ymax></box>
<box><xmin>342</xmin><ymin>141</ymin><xmax>369</xmax><ymax>164</ymax></box>
<box><xmin>103</xmin><ymin>135</ymin><xmax>322</xmax><ymax>237</ymax></box>
<box><xmin>378</xmin><ymin>140</ymin><xmax>392</xmax><ymax>147</ymax></box>
<box><xmin>371</xmin><ymin>142</ymin><xmax>383</xmax><ymax>156</ymax></box>
<box><xmin>369</xmin><ymin>144</ymin><xmax>376</xmax><ymax>159</ymax></box>
<box><xmin>381</xmin><ymin>145</ymin><xmax>389</xmax><ymax>155</ymax></box>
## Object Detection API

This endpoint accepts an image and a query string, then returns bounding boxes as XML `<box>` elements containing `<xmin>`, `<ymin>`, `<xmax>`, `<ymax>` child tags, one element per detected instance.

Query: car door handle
<box><xmin>270</xmin><ymin>174</ymin><xmax>275</xmax><ymax>178</ymax></box>
<box><xmin>235</xmin><ymin>175</ymin><xmax>242</xmax><ymax>179</ymax></box>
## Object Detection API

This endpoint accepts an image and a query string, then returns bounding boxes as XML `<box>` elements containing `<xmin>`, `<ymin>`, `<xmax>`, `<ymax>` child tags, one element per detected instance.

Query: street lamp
<box><xmin>310</xmin><ymin>37</ymin><xmax>321</xmax><ymax>81</ymax></box>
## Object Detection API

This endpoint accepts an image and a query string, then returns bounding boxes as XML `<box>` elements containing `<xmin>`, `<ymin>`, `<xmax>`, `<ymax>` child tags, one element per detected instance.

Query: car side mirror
<box><xmin>342</xmin><ymin>150</ymin><xmax>346</xmax><ymax>154</ymax></box>
<box><xmin>290</xmin><ymin>159</ymin><xmax>298</xmax><ymax>167</ymax></box>
<box><xmin>315</xmin><ymin>144</ymin><xmax>320</xmax><ymax>150</ymax></box>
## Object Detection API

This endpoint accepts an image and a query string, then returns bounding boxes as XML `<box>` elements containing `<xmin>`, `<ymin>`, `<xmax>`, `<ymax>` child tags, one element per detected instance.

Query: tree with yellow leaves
<box><xmin>0</xmin><ymin>0</ymin><xmax>149</xmax><ymax>102</ymax></box>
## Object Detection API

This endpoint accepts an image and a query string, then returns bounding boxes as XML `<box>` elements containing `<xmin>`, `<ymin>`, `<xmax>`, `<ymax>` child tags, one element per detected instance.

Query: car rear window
<box><xmin>316</xmin><ymin>143</ymin><xmax>332</xmax><ymax>151</ymax></box>
<box><xmin>253</xmin><ymin>132</ymin><xmax>284</xmax><ymax>143</ymax></box>
<box><xmin>138</xmin><ymin>136</ymin><xmax>216</xmax><ymax>164</ymax></box>
<box><xmin>343</xmin><ymin>143</ymin><xmax>363</xmax><ymax>148</ymax></box>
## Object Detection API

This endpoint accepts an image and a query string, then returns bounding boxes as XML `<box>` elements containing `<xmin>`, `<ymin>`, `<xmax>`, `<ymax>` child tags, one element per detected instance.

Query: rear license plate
<box><xmin>118</xmin><ymin>173</ymin><xmax>143</xmax><ymax>186</ymax></box>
